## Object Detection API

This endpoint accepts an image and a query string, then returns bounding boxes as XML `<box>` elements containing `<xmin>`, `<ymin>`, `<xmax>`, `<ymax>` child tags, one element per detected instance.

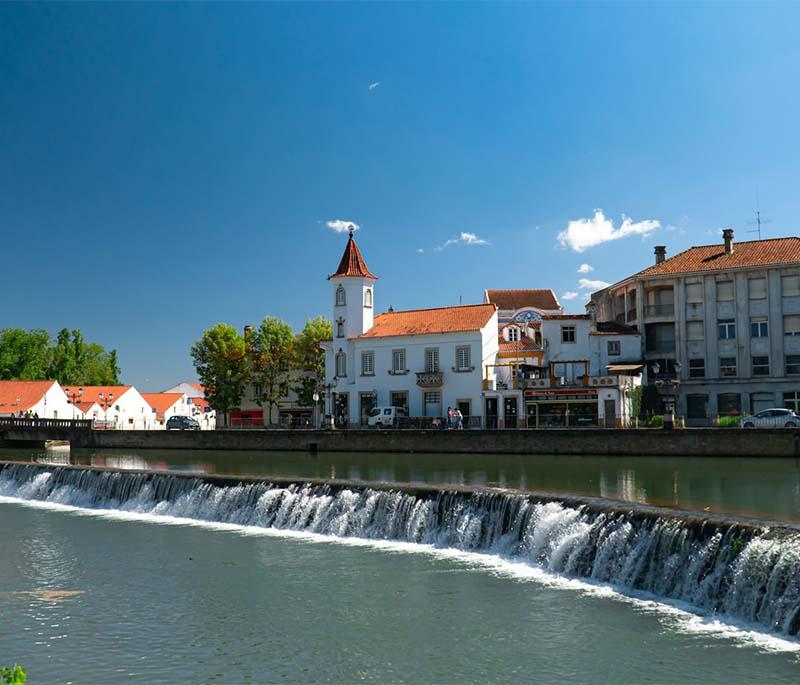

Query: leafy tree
<box><xmin>0</xmin><ymin>329</ymin><xmax>51</xmax><ymax>380</ymax></box>
<box><xmin>47</xmin><ymin>328</ymin><xmax>119</xmax><ymax>385</ymax></box>
<box><xmin>191</xmin><ymin>323</ymin><xmax>247</xmax><ymax>424</ymax></box>
<box><xmin>294</xmin><ymin>316</ymin><xmax>332</xmax><ymax>408</ymax></box>
<box><xmin>250</xmin><ymin>316</ymin><xmax>296</xmax><ymax>426</ymax></box>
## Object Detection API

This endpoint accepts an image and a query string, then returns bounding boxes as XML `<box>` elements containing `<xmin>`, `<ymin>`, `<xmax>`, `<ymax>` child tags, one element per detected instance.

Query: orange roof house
<box><xmin>485</xmin><ymin>289</ymin><xmax>561</xmax><ymax>312</ymax></box>
<box><xmin>141</xmin><ymin>393</ymin><xmax>184</xmax><ymax>418</ymax></box>
<box><xmin>0</xmin><ymin>380</ymin><xmax>66</xmax><ymax>416</ymax></box>
<box><xmin>357</xmin><ymin>304</ymin><xmax>496</xmax><ymax>339</ymax></box>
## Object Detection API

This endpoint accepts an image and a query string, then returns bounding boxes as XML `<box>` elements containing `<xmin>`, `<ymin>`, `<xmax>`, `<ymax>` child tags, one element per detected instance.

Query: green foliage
<box><xmin>628</xmin><ymin>386</ymin><xmax>643</xmax><ymax>422</ymax></box>
<box><xmin>730</xmin><ymin>535</ymin><xmax>746</xmax><ymax>557</ymax></box>
<box><xmin>250</xmin><ymin>316</ymin><xmax>296</xmax><ymax>424</ymax></box>
<box><xmin>294</xmin><ymin>316</ymin><xmax>332</xmax><ymax>408</ymax></box>
<box><xmin>0</xmin><ymin>328</ymin><xmax>120</xmax><ymax>384</ymax></box>
<box><xmin>191</xmin><ymin>323</ymin><xmax>248</xmax><ymax>417</ymax></box>
<box><xmin>646</xmin><ymin>415</ymin><xmax>664</xmax><ymax>428</ymax></box>
<box><xmin>719</xmin><ymin>415</ymin><xmax>740</xmax><ymax>427</ymax></box>
<box><xmin>1</xmin><ymin>664</ymin><xmax>26</xmax><ymax>685</ymax></box>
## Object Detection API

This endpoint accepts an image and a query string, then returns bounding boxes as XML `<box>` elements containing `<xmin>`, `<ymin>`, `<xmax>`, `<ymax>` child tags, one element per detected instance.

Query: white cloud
<box><xmin>561</xmin><ymin>291</ymin><xmax>579</xmax><ymax>301</ymax></box>
<box><xmin>368</xmin><ymin>82</ymin><xmax>381</xmax><ymax>90</ymax></box>
<box><xmin>416</xmin><ymin>248</ymin><xmax>424</xmax><ymax>253</ymax></box>
<box><xmin>557</xmin><ymin>210</ymin><xmax>660</xmax><ymax>253</ymax></box>
<box><xmin>578</xmin><ymin>278</ymin><xmax>611</xmax><ymax>291</ymax></box>
<box><xmin>577</xmin><ymin>263</ymin><xmax>594</xmax><ymax>274</ymax></box>
<box><xmin>325</xmin><ymin>219</ymin><xmax>360</xmax><ymax>233</ymax></box>
<box><xmin>434</xmin><ymin>231</ymin><xmax>490</xmax><ymax>251</ymax></box>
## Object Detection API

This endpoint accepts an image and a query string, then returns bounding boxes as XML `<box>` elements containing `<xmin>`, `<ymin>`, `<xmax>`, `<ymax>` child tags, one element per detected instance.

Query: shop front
<box><xmin>524</xmin><ymin>388</ymin><xmax>598</xmax><ymax>428</ymax></box>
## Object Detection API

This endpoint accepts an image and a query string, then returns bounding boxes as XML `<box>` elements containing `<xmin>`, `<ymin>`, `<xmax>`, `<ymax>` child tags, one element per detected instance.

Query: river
<box><xmin>1</xmin><ymin>448</ymin><xmax>800</xmax><ymax>683</ymax></box>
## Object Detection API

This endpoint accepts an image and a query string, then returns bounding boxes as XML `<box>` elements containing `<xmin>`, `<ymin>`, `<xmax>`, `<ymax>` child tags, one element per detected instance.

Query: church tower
<box><xmin>328</xmin><ymin>226</ymin><xmax>378</xmax><ymax>343</ymax></box>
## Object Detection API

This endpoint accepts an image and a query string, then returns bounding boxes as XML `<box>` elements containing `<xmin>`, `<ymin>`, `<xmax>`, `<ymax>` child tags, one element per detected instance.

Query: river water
<box><xmin>2</xmin><ymin>448</ymin><xmax>800</xmax><ymax>683</ymax></box>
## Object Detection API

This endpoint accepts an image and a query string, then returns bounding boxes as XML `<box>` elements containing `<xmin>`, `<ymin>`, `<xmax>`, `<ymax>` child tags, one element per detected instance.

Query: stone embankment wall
<box><xmin>47</xmin><ymin>427</ymin><xmax>800</xmax><ymax>457</ymax></box>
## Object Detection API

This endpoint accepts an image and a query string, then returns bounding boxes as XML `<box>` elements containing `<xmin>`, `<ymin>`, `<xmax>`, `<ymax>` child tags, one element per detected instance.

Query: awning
<box><xmin>606</xmin><ymin>364</ymin><xmax>644</xmax><ymax>373</ymax></box>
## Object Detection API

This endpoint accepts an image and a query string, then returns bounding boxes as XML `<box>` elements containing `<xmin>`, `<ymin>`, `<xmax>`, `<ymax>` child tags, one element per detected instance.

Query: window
<box><xmin>392</xmin><ymin>349</ymin><xmax>406</xmax><ymax>373</ymax></box>
<box><xmin>607</xmin><ymin>340</ymin><xmax>621</xmax><ymax>356</ymax></box>
<box><xmin>336</xmin><ymin>321</ymin><xmax>344</xmax><ymax>338</ymax></box>
<box><xmin>425</xmin><ymin>348</ymin><xmax>440</xmax><ymax>373</ymax></box>
<box><xmin>720</xmin><ymin>356</ymin><xmax>737</xmax><ymax>377</ymax></box>
<box><xmin>716</xmin><ymin>280</ymin><xmax>734</xmax><ymax>302</ymax></box>
<box><xmin>686</xmin><ymin>394</ymin><xmax>708</xmax><ymax>419</ymax></box>
<box><xmin>752</xmin><ymin>356</ymin><xmax>770</xmax><ymax>376</ymax></box>
<box><xmin>749</xmin><ymin>278</ymin><xmax>767</xmax><ymax>300</ymax></box>
<box><xmin>335</xmin><ymin>350</ymin><xmax>347</xmax><ymax>377</ymax></box>
<box><xmin>786</xmin><ymin>355</ymin><xmax>800</xmax><ymax>375</ymax></box>
<box><xmin>689</xmin><ymin>358</ymin><xmax>705</xmax><ymax>378</ymax></box>
<box><xmin>423</xmin><ymin>391</ymin><xmax>442</xmax><ymax>417</ymax></box>
<box><xmin>718</xmin><ymin>393</ymin><xmax>742</xmax><ymax>417</ymax></box>
<box><xmin>390</xmin><ymin>391</ymin><xmax>408</xmax><ymax>413</ymax></box>
<box><xmin>750</xmin><ymin>317</ymin><xmax>768</xmax><ymax>338</ymax></box>
<box><xmin>456</xmin><ymin>345</ymin><xmax>472</xmax><ymax>370</ymax></box>
<box><xmin>335</xmin><ymin>285</ymin><xmax>346</xmax><ymax>306</ymax></box>
<box><xmin>361</xmin><ymin>351</ymin><xmax>375</xmax><ymax>376</ymax></box>
<box><xmin>364</xmin><ymin>288</ymin><xmax>373</xmax><ymax>308</ymax></box>
<box><xmin>718</xmin><ymin>319</ymin><xmax>736</xmax><ymax>339</ymax></box>
<box><xmin>783</xmin><ymin>275</ymin><xmax>800</xmax><ymax>297</ymax></box>
<box><xmin>785</xmin><ymin>392</ymin><xmax>800</xmax><ymax>413</ymax></box>
<box><xmin>561</xmin><ymin>326</ymin><xmax>576</xmax><ymax>343</ymax></box>
<box><xmin>687</xmin><ymin>321</ymin><xmax>704</xmax><ymax>341</ymax></box>
<box><xmin>784</xmin><ymin>315</ymin><xmax>800</xmax><ymax>336</ymax></box>
<box><xmin>507</xmin><ymin>327</ymin><xmax>519</xmax><ymax>342</ymax></box>
<box><xmin>685</xmin><ymin>282</ymin><xmax>704</xmax><ymax>304</ymax></box>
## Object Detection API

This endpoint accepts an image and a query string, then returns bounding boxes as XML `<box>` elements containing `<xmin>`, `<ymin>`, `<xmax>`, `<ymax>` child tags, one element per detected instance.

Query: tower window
<box><xmin>364</xmin><ymin>288</ymin><xmax>373</xmax><ymax>308</ymax></box>
<box><xmin>336</xmin><ymin>286</ymin><xmax>346</xmax><ymax>306</ymax></box>
<box><xmin>336</xmin><ymin>350</ymin><xmax>347</xmax><ymax>377</ymax></box>
<box><xmin>336</xmin><ymin>321</ymin><xmax>344</xmax><ymax>338</ymax></box>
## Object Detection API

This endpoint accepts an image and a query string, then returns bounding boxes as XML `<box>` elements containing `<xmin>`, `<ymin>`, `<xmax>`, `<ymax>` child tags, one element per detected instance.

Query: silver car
<box><xmin>739</xmin><ymin>408</ymin><xmax>800</xmax><ymax>428</ymax></box>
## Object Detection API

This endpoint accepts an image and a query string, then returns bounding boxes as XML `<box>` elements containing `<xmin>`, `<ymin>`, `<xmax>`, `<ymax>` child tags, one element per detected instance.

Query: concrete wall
<box><xmin>4</xmin><ymin>425</ymin><xmax>795</xmax><ymax>457</ymax></box>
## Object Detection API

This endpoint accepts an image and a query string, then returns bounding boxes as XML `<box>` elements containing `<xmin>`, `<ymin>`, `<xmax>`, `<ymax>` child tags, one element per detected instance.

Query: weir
<box><xmin>2</xmin><ymin>461</ymin><xmax>800</xmax><ymax>638</ymax></box>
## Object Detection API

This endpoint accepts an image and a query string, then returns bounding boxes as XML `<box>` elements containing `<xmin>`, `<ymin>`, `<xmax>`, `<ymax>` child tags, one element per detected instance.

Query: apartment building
<box><xmin>592</xmin><ymin>229</ymin><xmax>800</xmax><ymax>423</ymax></box>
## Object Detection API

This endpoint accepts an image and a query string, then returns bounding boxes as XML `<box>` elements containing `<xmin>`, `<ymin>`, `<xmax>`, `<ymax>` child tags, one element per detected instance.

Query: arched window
<box><xmin>335</xmin><ymin>285</ymin><xmax>346</xmax><ymax>306</ymax></box>
<box><xmin>336</xmin><ymin>321</ymin><xmax>344</xmax><ymax>338</ymax></box>
<box><xmin>364</xmin><ymin>288</ymin><xmax>373</xmax><ymax>308</ymax></box>
<box><xmin>336</xmin><ymin>350</ymin><xmax>347</xmax><ymax>377</ymax></box>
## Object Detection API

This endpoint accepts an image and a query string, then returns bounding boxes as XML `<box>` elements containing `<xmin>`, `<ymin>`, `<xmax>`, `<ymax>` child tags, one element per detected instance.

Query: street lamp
<box><xmin>312</xmin><ymin>391</ymin><xmax>320</xmax><ymax>429</ymax></box>
<box><xmin>324</xmin><ymin>377</ymin><xmax>339</xmax><ymax>429</ymax></box>
<box><xmin>98</xmin><ymin>392</ymin><xmax>115</xmax><ymax>429</ymax></box>
<box><xmin>65</xmin><ymin>387</ymin><xmax>84</xmax><ymax>420</ymax></box>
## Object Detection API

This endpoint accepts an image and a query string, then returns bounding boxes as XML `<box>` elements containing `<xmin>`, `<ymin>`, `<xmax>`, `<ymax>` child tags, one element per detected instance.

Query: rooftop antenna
<box><xmin>747</xmin><ymin>189</ymin><xmax>771</xmax><ymax>240</ymax></box>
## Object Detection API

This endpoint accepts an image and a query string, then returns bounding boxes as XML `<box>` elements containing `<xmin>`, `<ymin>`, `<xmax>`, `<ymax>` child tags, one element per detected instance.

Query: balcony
<box><xmin>416</xmin><ymin>371</ymin><xmax>444</xmax><ymax>388</ymax></box>
<box><xmin>644</xmin><ymin>303</ymin><xmax>675</xmax><ymax>318</ymax></box>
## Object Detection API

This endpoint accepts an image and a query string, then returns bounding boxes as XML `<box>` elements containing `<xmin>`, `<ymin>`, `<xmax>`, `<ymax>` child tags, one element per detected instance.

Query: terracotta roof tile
<box><xmin>329</xmin><ymin>233</ymin><xmax>377</xmax><ymax>280</ymax></box>
<box><xmin>357</xmin><ymin>304</ymin><xmax>496</xmax><ymax>338</ymax></box>
<box><xmin>638</xmin><ymin>237</ymin><xmax>800</xmax><ymax>277</ymax></box>
<box><xmin>486</xmin><ymin>289</ymin><xmax>560</xmax><ymax>311</ymax></box>
<box><xmin>498</xmin><ymin>335</ymin><xmax>541</xmax><ymax>354</ymax></box>
<box><xmin>141</xmin><ymin>393</ymin><xmax>184</xmax><ymax>413</ymax></box>
<box><xmin>541</xmin><ymin>313</ymin><xmax>591</xmax><ymax>320</ymax></box>
<box><xmin>0</xmin><ymin>380</ymin><xmax>57</xmax><ymax>413</ymax></box>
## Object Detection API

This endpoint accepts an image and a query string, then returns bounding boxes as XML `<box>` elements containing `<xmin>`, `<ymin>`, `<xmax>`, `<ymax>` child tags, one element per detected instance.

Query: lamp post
<box><xmin>652</xmin><ymin>362</ymin><xmax>681</xmax><ymax>430</ymax></box>
<box><xmin>65</xmin><ymin>387</ymin><xmax>84</xmax><ymax>420</ymax></box>
<box><xmin>312</xmin><ymin>391</ymin><xmax>320</xmax><ymax>429</ymax></box>
<box><xmin>98</xmin><ymin>392</ymin><xmax>115</xmax><ymax>429</ymax></box>
<box><xmin>324</xmin><ymin>377</ymin><xmax>339</xmax><ymax>429</ymax></box>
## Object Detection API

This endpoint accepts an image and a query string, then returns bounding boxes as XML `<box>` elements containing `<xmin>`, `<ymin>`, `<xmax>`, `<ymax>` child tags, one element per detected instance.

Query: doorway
<box><xmin>485</xmin><ymin>397</ymin><xmax>498</xmax><ymax>429</ymax></box>
<box><xmin>504</xmin><ymin>397</ymin><xmax>518</xmax><ymax>429</ymax></box>
<box><xmin>604</xmin><ymin>399</ymin><xmax>616</xmax><ymax>428</ymax></box>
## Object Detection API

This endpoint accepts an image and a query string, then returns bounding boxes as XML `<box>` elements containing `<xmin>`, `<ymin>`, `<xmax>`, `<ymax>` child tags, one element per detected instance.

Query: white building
<box><xmin>64</xmin><ymin>385</ymin><xmax>152</xmax><ymax>429</ymax></box>
<box><xmin>0</xmin><ymin>380</ymin><xmax>72</xmax><ymax>418</ymax></box>
<box><xmin>322</xmin><ymin>229</ymin><xmax>499</xmax><ymax>426</ymax></box>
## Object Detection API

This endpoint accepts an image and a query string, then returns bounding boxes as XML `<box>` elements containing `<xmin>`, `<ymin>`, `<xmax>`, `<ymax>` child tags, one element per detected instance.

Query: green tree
<box><xmin>0</xmin><ymin>329</ymin><xmax>51</xmax><ymax>380</ymax></box>
<box><xmin>294</xmin><ymin>316</ymin><xmax>332</xmax><ymax>408</ymax></box>
<box><xmin>47</xmin><ymin>328</ymin><xmax>119</xmax><ymax>385</ymax></box>
<box><xmin>1</xmin><ymin>664</ymin><xmax>26</xmax><ymax>685</ymax></box>
<box><xmin>190</xmin><ymin>323</ymin><xmax>247</xmax><ymax>425</ymax></box>
<box><xmin>250</xmin><ymin>316</ymin><xmax>296</xmax><ymax>426</ymax></box>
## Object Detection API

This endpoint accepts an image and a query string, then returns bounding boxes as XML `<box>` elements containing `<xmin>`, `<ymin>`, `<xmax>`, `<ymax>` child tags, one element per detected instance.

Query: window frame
<box><xmin>335</xmin><ymin>285</ymin><xmax>346</xmax><ymax>306</ymax></box>
<box><xmin>455</xmin><ymin>345</ymin><xmax>472</xmax><ymax>371</ymax></box>
<box><xmin>561</xmin><ymin>325</ymin><xmax>576</xmax><ymax>344</ymax></box>
<box><xmin>688</xmin><ymin>358</ymin><xmax>705</xmax><ymax>378</ymax></box>
<box><xmin>716</xmin><ymin>280</ymin><xmax>735</xmax><ymax>302</ymax></box>
<box><xmin>335</xmin><ymin>350</ymin><xmax>347</xmax><ymax>378</ymax></box>
<box><xmin>364</xmin><ymin>288</ymin><xmax>373</xmax><ymax>308</ymax></box>
<box><xmin>718</xmin><ymin>319</ymin><xmax>736</xmax><ymax>340</ymax></box>
<box><xmin>425</xmin><ymin>347</ymin><xmax>440</xmax><ymax>373</ymax></box>
<box><xmin>391</xmin><ymin>349</ymin><xmax>407</xmax><ymax>374</ymax></box>
<box><xmin>361</xmin><ymin>350</ymin><xmax>375</xmax><ymax>376</ymax></box>
<box><xmin>336</xmin><ymin>321</ymin><xmax>345</xmax><ymax>338</ymax></box>
<box><xmin>686</xmin><ymin>321</ymin><xmax>704</xmax><ymax>342</ymax></box>
<box><xmin>607</xmin><ymin>340</ymin><xmax>621</xmax><ymax>356</ymax></box>
<box><xmin>752</xmin><ymin>356</ymin><xmax>770</xmax><ymax>376</ymax></box>
<box><xmin>748</xmin><ymin>277</ymin><xmax>767</xmax><ymax>300</ymax></box>
<box><xmin>786</xmin><ymin>355</ymin><xmax>800</xmax><ymax>376</ymax></box>
<box><xmin>750</xmin><ymin>317</ymin><xmax>768</xmax><ymax>338</ymax></box>
<box><xmin>784</xmin><ymin>314</ymin><xmax>800</xmax><ymax>336</ymax></box>
<box><xmin>685</xmin><ymin>282</ymin><xmax>704</xmax><ymax>304</ymax></box>
<box><xmin>782</xmin><ymin>275</ymin><xmax>800</xmax><ymax>297</ymax></box>
<box><xmin>719</xmin><ymin>356</ymin><xmax>737</xmax><ymax>377</ymax></box>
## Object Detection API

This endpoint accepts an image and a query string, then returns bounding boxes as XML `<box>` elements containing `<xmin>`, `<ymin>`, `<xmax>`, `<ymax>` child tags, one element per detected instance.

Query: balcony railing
<box><xmin>644</xmin><ymin>304</ymin><xmax>675</xmax><ymax>317</ymax></box>
<box><xmin>627</xmin><ymin>308</ymin><xmax>637</xmax><ymax>321</ymax></box>
<box><xmin>416</xmin><ymin>371</ymin><xmax>444</xmax><ymax>387</ymax></box>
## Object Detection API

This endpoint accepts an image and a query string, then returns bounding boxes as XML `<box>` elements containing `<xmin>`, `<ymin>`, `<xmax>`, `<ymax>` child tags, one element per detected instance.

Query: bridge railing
<box><xmin>0</xmin><ymin>417</ymin><xmax>93</xmax><ymax>430</ymax></box>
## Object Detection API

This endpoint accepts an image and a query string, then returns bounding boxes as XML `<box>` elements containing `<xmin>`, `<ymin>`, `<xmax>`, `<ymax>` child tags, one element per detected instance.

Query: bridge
<box><xmin>0</xmin><ymin>417</ymin><xmax>93</xmax><ymax>446</ymax></box>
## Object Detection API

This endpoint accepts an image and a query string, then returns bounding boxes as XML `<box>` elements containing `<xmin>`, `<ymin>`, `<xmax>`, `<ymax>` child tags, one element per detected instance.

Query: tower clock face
<box><xmin>513</xmin><ymin>310</ymin><xmax>542</xmax><ymax>324</ymax></box>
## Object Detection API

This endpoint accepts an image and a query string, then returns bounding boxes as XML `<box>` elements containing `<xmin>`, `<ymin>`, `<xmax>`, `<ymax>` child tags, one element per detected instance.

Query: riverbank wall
<box><xmin>3</xmin><ymin>426</ymin><xmax>796</xmax><ymax>456</ymax></box>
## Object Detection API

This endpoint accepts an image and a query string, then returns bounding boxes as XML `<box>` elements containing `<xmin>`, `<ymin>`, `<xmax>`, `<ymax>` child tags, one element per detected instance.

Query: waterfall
<box><xmin>2</xmin><ymin>463</ymin><xmax>800</xmax><ymax>637</ymax></box>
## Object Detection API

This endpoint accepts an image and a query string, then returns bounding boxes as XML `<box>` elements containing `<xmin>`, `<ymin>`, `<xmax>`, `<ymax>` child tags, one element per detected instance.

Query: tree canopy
<box><xmin>0</xmin><ymin>328</ymin><xmax>120</xmax><ymax>385</ymax></box>
<box><xmin>250</xmin><ymin>316</ymin><xmax>296</xmax><ymax>424</ymax></box>
<box><xmin>294</xmin><ymin>316</ymin><xmax>332</xmax><ymax>408</ymax></box>
<box><xmin>190</xmin><ymin>323</ymin><xmax>248</xmax><ymax>418</ymax></box>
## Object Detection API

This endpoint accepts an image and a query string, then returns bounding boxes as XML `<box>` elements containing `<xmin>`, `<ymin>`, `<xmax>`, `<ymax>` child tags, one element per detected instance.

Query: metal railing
<box><xmin>0</xmin><ymin>417</ymin><xmax>93</xmax><ymax>430</ymax></box>
<box><xmin>644</xmin><ymin>304</ymin><xmax>675</xmax><ymax>317</ymax></box>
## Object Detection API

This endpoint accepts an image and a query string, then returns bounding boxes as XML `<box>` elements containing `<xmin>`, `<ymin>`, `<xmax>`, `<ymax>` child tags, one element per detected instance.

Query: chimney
<box><xmin>723</xmin><ymin>228</ymin><xmax>734</xmax><ymax>255</ymax></box>
<box><xmin>654</xmin><ymin>245</ymin><xmax>666</xmax><ymax>265</ymax></box>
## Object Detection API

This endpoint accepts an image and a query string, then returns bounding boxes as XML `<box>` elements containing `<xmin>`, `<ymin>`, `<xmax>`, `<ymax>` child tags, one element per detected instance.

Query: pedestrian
<box><xmin>446</xmin><ymin>406</ymin><xmax>453</xmax><ymax>429</ymax></box>
<box><xmin>455</xmin><ymin>408</ymin><xmax>464</xmax><ymax>430</ymax></box>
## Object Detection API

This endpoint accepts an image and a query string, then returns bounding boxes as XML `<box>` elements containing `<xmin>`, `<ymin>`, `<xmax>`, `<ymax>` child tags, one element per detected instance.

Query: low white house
<box><xmin>322</xmin><ymin>229</ymin><xmax>499</xmax><ymax>426</ymax></box>
<box><xmin>65</xmin><ymin>385</ymin><xmax>152</xmax><ymax>429</ymax></box>
<box><xmin>0</xmin><ymin>380</ymin><xmax>72</xmax><ymax>418</ymax></box>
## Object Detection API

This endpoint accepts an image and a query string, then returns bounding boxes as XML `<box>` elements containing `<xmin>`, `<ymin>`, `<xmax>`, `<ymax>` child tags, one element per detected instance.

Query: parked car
<box><xmin>166</xmin><ymin>415</ymin><xmax>201</xmax><ymax>431</ymax></box>
<box><xmin>739</xmin><ymin>408</ymin><xmax>800</xmax><ymax>428</ymax></box>
<box><xmin>368</xmin><ymin>406</ymin><xmax>407</xmax><ymax>428</ymax></box>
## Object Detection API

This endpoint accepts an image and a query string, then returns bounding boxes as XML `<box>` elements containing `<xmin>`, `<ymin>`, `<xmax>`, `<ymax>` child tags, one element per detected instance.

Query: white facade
<box><xmin>70</xmin><ymin>386</ymin><xmax>153</xmax><ymax>430</ymax></box>
<box><xmin>0</xmin><ymin>380</ymin><xmax>72</xmax><ymax>418</ymax></box>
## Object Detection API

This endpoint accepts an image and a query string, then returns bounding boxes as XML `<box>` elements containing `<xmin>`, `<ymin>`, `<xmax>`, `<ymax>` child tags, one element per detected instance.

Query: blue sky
<box><xmin>2</xmin><ymin>2</ymin><xmax>799</xmax><ymax>390</ymax></box>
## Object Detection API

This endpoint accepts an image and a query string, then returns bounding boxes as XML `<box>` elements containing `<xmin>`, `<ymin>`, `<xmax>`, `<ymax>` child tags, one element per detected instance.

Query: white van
<box><xmin>367</xmin><ymin>406</ymin><xmax>407</xmax><ymax>428</ymax></box>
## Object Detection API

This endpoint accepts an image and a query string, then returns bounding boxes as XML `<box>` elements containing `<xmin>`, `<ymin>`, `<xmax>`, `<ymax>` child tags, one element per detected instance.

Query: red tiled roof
<box><xmin>191</xmin><ymin>397</ymin><xmax>210</xmax><ymax>411</ymax></box>
<box><xmin>141</xmin><ymin>393</ymin><xmax>184</xmax><ymax>413</ymax></box>
<box><xmin>486</xmin><ymin>289</ymin><xmax>560</xmax><ymax>311</ymax></box>
<box><xmin>0</xmin><ymin>380</ymin><xmax>57</xmax><ymax>413</ymax></box>
<box><xmin>329</xmin><ymin>233</ymin><xmax>377</xmax><ymax>280</ymax></box>
<box><xmin>541</xmin><ymin>313</ymin><xmax>591</xmax><ymax>320</ymax></box>
<box><xmin>498</xmin><ymin>335</ymin><xmax>541</xmax><ymax>354</ymax></box>
<box><xmin>73</xmin><ymin>400</ymin><xmax>100</xmax><ymax>413</ymax></box>
<box><xmin>638</xmin><ymin>237</ymin><xmax>800</xmax><ymax>277</ymax></box>
<box><xmin>357</xmin><ymin>303</ymin><xmax>496</xmax><ymax>338</ymax></box>
<box><xmin>63</xmin><ymin>385</ymin><xmax>133</xmax><ymax>405</ymax></box>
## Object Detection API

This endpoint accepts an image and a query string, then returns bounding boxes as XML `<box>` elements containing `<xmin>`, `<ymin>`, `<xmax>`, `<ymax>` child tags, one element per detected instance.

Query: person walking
<box><xmin>455</xmin><ymin>408</ymin><xmax>464</xmax><ymax>430</ymax></box>
<box><xmin>446</xmin><ymin>406</ymin><xmax>453</xmax><ymax>430</ymax></box>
